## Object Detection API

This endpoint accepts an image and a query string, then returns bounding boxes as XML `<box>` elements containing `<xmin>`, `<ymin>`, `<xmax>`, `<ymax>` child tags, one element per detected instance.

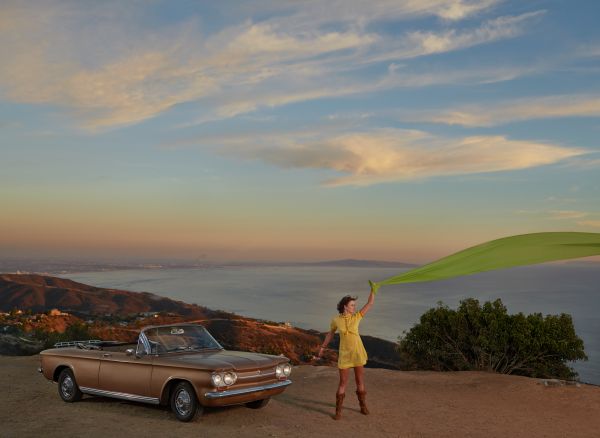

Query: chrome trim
<box><xmin>137</xmin><ymin>331</ymin><xmax>151</xmax><ymax>356</ymax></box>
<box><xmin>237</xmin><ymin>370</ymin><xmax>276</xmax><ymax>380</ymax></box>
<box><xmin>80</xmin><ymin>386</ymin><xmax>160</xmax><ymax>405</ymax></box>
<box><xmin>37</xmin><ymin>367</ymin><xmax>43</xmax><ymax>374</ymax></box>
<box><xmin>204</xmin><ymin>379</ymin><xmax>292</xmax><ymax>399</ymax></box>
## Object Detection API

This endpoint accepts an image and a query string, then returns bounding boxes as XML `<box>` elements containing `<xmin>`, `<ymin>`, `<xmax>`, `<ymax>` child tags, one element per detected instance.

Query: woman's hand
<box><xmin>368</xmin><ymin>280</ymin><xmax>380</xmax><ymax>295</ymax></box>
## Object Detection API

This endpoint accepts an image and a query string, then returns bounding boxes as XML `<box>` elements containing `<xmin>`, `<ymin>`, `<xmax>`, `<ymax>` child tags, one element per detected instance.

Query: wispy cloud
<box><xmin>255</xmin><ymin>0</ymin><xmax>502</xmax><ymax>28</ymax></box>
<box><xmin>577</xmin><ymin>220</ymin><xmax>600</xmax><ymax>228</ymax></box>
<box><xmin>548</xmin><ymin>210</ymin><xmax>589</xmax><ymax>220</ymax></box>
<box><xmin>403</xmin><ymin>94</ymin><xmax>600</xmax><ymax>126</ymax></box>
<box><xmin>363</xmin><ymin>10</ymin><xmax>544</xmax><ymax>63</ymax></box>
<box><xmin>183</xmin><ymin>63</ymin><xmax>536</xmax><ymax>126</ymax></box>
<box><xmin>204</xmin><ymin>128</ymin><xmax>589</xmax><ymax>186</ymax></box>
<box><xmin>0</xmin><ymin>1</ymin><xmax>541</xmax><ymax>129</ymax></box>
<box><xmin>544</xmin><ymin>196</ymin><xmax>578</xmax><ymax>203</ymax></box>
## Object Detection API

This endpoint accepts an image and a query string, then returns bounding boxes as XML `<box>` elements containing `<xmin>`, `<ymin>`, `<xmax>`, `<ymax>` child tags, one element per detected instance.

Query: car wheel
<box><xmin>245</xmin><ymin>398</ymin><xmax>270</xmax><ymax>409</ymax></box>
<box><xmin>170</xmin><ymin>382</ymin><xmax>201</xmax><ymax>422</ymax></box>
<box><xmin>58</xmin><ymin>368</ymin><xmax>82</xmax><ymax>402</ymax></box>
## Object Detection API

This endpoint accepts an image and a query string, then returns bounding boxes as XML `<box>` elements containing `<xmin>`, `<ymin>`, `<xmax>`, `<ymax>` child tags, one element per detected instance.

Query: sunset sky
<box><xmin>1</xmin><ymin>0</ymin><xmax>599</xmax><ymax>263</ymax></box>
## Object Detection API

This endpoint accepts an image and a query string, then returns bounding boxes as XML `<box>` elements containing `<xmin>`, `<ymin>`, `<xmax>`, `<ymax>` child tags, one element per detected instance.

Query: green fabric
<box><xmin>369</xmin><ymin>232</ymin><xmax>600</xmax><ymax>293</ymax></box>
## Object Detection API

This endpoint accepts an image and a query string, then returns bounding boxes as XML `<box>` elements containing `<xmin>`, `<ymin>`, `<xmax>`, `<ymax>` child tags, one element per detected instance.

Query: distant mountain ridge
<box><xmin>303</xmin><ymin>259</ymin><xmax>417</xmax><ymax>268</ymax></box>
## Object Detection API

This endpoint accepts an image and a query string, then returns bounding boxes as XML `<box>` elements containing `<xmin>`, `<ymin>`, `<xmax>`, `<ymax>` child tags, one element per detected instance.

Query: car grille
<box><xmin>235</xmin><ymin>367</ymin><xmax>277</xmax><ymax>384</ymax></box>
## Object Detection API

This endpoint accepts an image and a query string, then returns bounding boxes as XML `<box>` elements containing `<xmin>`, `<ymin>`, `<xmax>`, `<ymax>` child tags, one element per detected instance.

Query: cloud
<box><xmin>363</xmin><ymin>10</ymin><xmax>544</xmax><ymax>63</ymax></box>
<box><xmin>183</xmin><ymin>63</ymin><xmax>538</xmax><ymax>126</ymax></box>
<box><xmin>0</xmin><ymin>1</ymin><xmax>540</xmax><ymax>129</ymax></box>
<box><xmin>548</xmin><ymin>210</ymin><xmax>588</xmax><ymax>220</ymax></box>
<box><xmin>577</xmin><ymin>220</ymin><xmax>600</xmax><ymax>228</ymax></box>
<box><xmin>210</xmin><ymin>128</ymin><xmax>589</xmax><ymax>186</ymax></box>
<box><xmin>403</xmin><ymin>94</ymin><xmax>600</xmax><ymax>126</ymax></box>
<box><xmin>256</xmin><ymin>0</ymin><xmax>501</xmax><ymax>28</ymax></box>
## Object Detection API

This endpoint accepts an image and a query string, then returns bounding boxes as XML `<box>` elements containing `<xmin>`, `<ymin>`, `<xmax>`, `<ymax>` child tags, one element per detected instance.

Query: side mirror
<box><xmin>125</xmin><ymin>348</ymin><xmax>135</xmax><ymax>356</ymax></box>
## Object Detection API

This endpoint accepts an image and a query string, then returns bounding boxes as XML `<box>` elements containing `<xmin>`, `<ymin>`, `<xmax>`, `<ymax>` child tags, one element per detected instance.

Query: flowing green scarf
<box><xmin>369</xmin><ymin>232</ymin><xmax>600</xmax><ymax>293</ymax></box>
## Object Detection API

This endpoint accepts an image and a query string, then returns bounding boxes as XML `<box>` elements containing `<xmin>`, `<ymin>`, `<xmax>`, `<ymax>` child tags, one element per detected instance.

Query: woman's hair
<box><xmin>337</xmin><ymin>295</ymin><xmax>357</xmax><ymax>314</ymax></box>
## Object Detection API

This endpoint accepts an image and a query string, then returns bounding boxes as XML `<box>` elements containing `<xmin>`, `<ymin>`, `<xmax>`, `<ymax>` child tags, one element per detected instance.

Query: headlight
<box><xmin>223</xmin><ymin>372</ymin><xmax>237</xmax><ymax>386</ymax></box>
<box><xmin>212</xmin><ymin>371</ymin><xmax>237</xmax><ymax>387</ymax></box>
<box><xmin>276</xmin><ymin>363</ymin><xmax>291</xmax><ymax>378</ymax></box>
<box><xmin>211</xmin><ymin>373</ymin><xmax>223</xmax><ymax>386</ymax></box>
<box><xmin>282</xmin><ymin>363</ymin><xmax>292</xmax><ymax>377</ymax></box>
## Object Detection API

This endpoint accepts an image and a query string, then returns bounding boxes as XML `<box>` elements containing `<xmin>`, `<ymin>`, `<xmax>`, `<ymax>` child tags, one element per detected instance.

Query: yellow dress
<box><xmin>330</xmin><ymin>311</ymin><xmax>368</xmax><ymax>369</ymax></box>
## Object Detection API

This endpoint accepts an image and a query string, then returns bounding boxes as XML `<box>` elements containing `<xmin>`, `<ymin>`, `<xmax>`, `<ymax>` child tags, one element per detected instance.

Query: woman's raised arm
<box><xmin>359</xmin><ymin>286</ymin><xmax>375</xmax><ymax>316</ymax></box>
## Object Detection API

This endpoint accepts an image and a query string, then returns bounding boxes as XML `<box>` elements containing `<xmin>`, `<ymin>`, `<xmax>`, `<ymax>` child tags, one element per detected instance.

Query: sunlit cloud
<box><xmin>403</xmin><ymin>94</ymin><xmax>600</xmax><ymax>126</ymax></box>
<box><xmin>208</xmin><ymin>128</ymin><xmax>589</xmax><ymax>186</ymax></box>
<box><xmin>0</xmin><ymin>0</ymin><xmax>540</xmax><ymax>129</ymax></box>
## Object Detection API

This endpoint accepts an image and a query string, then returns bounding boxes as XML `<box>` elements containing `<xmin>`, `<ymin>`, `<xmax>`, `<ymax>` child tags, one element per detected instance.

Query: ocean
<box><xmin>62</xmin><ymin>263</ymin><xmax>600</xmax><ymax>384</ymax></box>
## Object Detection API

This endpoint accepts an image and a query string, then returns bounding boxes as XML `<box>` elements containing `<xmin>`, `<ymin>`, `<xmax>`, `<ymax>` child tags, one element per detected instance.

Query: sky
<box><xmin>1</xmin><ymin>0</ymin><xmax>599</xmax><ymax>263</ymax></box>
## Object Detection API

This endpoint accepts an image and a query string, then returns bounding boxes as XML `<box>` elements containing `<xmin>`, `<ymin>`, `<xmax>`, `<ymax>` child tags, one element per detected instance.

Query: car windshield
<box><xmin>143</xmin><ymin>325</ymin><xmax>223</xmax><ymax>354</ymax></box>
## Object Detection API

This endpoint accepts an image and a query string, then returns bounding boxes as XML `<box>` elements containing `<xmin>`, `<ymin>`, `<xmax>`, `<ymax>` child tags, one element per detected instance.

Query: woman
<box><xmin>317</xmin><ymin>287</ymin><xmax>375</xmax><ymax>420</ymax></box>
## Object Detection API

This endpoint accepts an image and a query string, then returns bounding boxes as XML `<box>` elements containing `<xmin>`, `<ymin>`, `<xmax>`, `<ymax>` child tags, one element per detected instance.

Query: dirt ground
<box><xmin>2</xmin><ymin>355</ymin><xmax>599</xmax><ymax>438</ymax></box>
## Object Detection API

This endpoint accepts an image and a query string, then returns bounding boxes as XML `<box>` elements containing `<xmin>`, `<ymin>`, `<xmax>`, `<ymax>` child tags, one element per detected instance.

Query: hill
<box><xmin>0</xmin><ymin>273</ymin><xmax>212</xmax><ymax>317</ymax></box>
<box><xmin>0</xmin><ymin>273</ymin><xmax>401</xmax><ymax>369</ymax></box>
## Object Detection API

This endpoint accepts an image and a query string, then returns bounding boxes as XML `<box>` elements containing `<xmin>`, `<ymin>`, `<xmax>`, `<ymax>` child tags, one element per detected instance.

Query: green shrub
<box><xmin>397</xmin><ymin>298</ymin><xmax>587</xmax><ymax>380</ymax></box>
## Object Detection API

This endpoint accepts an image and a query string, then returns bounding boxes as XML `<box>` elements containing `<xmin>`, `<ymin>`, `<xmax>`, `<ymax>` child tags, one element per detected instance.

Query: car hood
<box><xmin>154</xmin><ymin>350</ymin><xmax>286</xmax><ymax>371</ymax></box>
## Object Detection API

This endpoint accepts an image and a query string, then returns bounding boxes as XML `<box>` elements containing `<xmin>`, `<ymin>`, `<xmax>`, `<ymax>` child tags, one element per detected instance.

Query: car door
<box><xmin>98</xmin><ymin>340</ymin><xmax>153</xmax><ymax>398</ymax></box>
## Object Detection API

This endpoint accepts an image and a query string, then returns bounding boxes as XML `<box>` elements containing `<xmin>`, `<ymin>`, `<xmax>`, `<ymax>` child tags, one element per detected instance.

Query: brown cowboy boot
<box><xmin>334</xmin><ymin>392</ymin><xmax>345</xmax><ymax>420</ymax></box>
<box><xmin>356</xmin><ymin>390</ymin><xmax>370</xmax><ymax>415</ymax></box>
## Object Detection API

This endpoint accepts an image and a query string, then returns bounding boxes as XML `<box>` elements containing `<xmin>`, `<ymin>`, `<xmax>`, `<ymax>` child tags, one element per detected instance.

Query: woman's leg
<box><xmin>354</xmin><ymin>365</ymin><xmax>365</xmax><ymax>392</ymax></box>
<box><xmin>334</xmin><ymin>368</ymin><xmax>349</xmax><ymax>420</ymax></box>
<box><xmin>354</xmin><ymin>366</ymin><xmax>369</xmax><ymax>415</ymax></box>
<box><xmin>337</xmin><ymin>368</ymin><xmax>350</xmax><ymax>395</ymax></box>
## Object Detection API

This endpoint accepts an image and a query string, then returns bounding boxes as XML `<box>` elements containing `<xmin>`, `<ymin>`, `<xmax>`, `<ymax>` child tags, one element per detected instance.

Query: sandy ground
<box><xmin>2</xmin><ymin>355</ymin><xmax>599</xmax><ymax>438</ymax></box>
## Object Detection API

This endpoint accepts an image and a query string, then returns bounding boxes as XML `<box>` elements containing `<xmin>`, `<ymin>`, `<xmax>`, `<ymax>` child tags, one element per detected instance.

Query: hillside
<box><xmin>0</xmin><ymin>273</ymin><xmax>213</xmax><ymax>317</ymax></box>
<box><xmin>0</xmin><ymin>273</ymin><xmax>401</xmax><ymax>368</ymax></box>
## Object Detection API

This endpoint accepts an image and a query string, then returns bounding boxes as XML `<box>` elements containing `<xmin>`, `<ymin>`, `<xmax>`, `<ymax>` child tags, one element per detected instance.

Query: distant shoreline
<box><xmin>0</xmin><ymin>258</ymin><xmax>418</xmax><ymax>276</ymax></box>
<box><xmin>3</xmin><ymin>257</ymin><xmax>598</xmax><ymax>277</ymax></box>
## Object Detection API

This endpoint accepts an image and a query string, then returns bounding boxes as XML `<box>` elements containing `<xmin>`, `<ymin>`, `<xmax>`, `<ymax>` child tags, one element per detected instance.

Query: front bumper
<box><xmin>202</xmin><ymin>379</ymin><xmax>292</xmax><ymax>406</ymax></box>
<box><xmin>205</xmin><ymin>379</ymin><xmax>292</xmax><ymax>399</ymax></box>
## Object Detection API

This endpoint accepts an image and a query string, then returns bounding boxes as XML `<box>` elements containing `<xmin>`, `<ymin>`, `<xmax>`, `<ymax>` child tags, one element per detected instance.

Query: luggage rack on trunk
<box><xmin>53</xmin><ymin>340</ymin><xmax>128</xmax><ymax>350</ymax></box>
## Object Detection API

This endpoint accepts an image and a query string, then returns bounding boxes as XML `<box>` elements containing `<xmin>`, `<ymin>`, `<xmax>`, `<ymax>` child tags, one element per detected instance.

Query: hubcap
<box><xmin>61</xmin><ymin>375</ymin><xmax>74</xmax><ymax>398</ymax></box>
<box><xmin>174</xmin><ymin>389</ymin><xmax>192</xmax><ymax>416</ymax></box>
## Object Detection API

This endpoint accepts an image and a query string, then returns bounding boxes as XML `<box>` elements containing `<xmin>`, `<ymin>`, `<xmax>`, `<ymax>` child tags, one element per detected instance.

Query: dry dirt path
<box><xmin>2</xmin><ymin>355</ymin><xmax>599</xmax><ymax>438</ymax></box>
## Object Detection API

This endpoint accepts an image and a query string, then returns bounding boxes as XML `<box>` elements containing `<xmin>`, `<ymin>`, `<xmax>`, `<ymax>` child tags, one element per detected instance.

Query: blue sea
<box><xmin>62</xmin><ymin>263</ymin><xmax>600</xmax><ymax>384</ymax></box>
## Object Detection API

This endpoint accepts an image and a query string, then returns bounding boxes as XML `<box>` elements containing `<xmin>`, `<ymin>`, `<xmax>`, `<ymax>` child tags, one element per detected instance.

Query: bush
<box><xmin>397</xmin><ymin>298</ymin><xmax>587</xmax><ymax>380</ymax></box>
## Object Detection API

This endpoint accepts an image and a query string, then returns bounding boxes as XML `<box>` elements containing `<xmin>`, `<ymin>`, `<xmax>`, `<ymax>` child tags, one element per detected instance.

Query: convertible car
<box><xmin>38</xmin><ymin>323</ymin><xmax>293</xmax><ymax>421</ymax></box>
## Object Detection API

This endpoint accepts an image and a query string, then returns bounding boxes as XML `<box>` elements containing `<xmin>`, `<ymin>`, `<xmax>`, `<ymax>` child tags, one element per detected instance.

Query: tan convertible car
<box><xmin>39</xmin><ymin>323</ymin><xmax>292</xmax><ymax>421</ymax></box>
